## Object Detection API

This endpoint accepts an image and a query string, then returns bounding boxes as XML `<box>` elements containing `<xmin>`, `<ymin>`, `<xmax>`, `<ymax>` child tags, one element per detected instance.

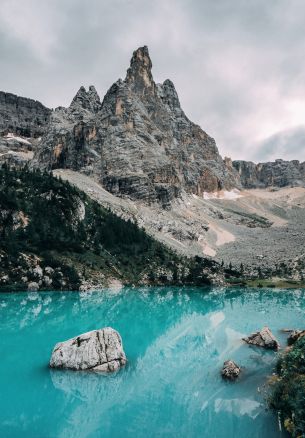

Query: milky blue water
<box><xmin>0</xmin><ymin>287</ymin><xmax>304</xmax><ymax>438</ymax></box>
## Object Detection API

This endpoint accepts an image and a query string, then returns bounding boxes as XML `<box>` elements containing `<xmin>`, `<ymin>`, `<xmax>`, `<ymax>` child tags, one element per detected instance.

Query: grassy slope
<box><xmin>0</xmin><ymin>165</ymin><xmax>220</xmax><ymax>291</ymax></box>
<box><xmin>227</xmin><ymin>278</ymin><xmax>305</xmax><ymax>288</ymax></box>
<box><xmin>245</xmin><ymin>279</ymin><xmax>305</xmax><ymax>288</ymax></box>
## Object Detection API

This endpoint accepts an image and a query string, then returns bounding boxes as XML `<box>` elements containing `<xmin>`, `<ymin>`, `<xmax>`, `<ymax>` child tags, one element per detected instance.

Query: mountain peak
<box><xmin>125</xmin><ymin>46</ymin><xmax>155</xmax><ymax>92</ymax></box>
<box><xmin>70</xmin><ymin>86</ymin><xmax>87</xmax><ymax>105</ymax></box>
<box><xmin>70</xmin><ymin>86</ymin><xmax>101</xmax><ymax>113</ymax></box>
<box><xmin>161</xmin><ymin>79</ymin><xmax>181</xmax><ymax>111</ymax></box>
<box><xmin>34</xmin><ymin>46</ymin><xmax>238</xmax><ymax>202</ymax></box>
<box><xmin>87</xmin><ymin>85</ymin><xmax>102</xmax><ymax>111</ymax></box>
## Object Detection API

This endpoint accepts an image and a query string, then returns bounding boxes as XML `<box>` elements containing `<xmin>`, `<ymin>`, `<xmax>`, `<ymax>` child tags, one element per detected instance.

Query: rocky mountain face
<box><xmin>33</xmin><ymin>46</ymin><xmax>238</xmax><ymax>206</ymax></box>
<box><xmin>32</xmin><ymin>85</ymin><xmax>102</xmax><ymax>172</ymax></box>
<box><xmin>0</xmin><ymin>91</ymin><xmax>51</xmax><ymax>168</ymax></box>
<box><xmin>0</xmin><ymin>91</ymin><xmax>51</xmax><ymax>137</ymax></box>
<box><xmin>1</xmin><ymin>46</ymin><xmax>305</xmax><ymax>204</ymax></box>
<box><xmin>233</xmin><ymin>159</ymin><xmax>305</xmax><ymax>188</ymax></box>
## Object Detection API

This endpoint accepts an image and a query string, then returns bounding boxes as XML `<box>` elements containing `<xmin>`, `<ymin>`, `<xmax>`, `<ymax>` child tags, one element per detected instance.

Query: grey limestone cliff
<box><xmin>233</xmin><ymin>159</ymin><xmax>305</xmax><ymax>188</ymax></box>
<box><xmin>0</xmin><ymin>91</ymin><xmax>51</xmax><ymax>138</ymax></box>
<box><xmin>2</xmin><ymin>47</ymin><xmax>304</xmax><ymax>200</ymax></box>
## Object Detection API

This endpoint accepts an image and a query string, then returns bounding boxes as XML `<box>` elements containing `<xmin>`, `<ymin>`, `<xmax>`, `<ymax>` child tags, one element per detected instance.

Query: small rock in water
<box><xmin>287</xmin><ymin>330</ymin><xmax>305</xmax><ymax>345</ymax></box>
<box><xmin>243</xmin><ymin>326</ymin><xmax>280</xmax><ymax>350</ymax></box>
<box><xmin>49</xmin><ymin>327</ymin><xmax>127</xmax><ymax>372</ymax></box>
<box><xmin>221</xmin><ymin>360</ymin><xmax>241</xmax><ymax>380</ymax></box>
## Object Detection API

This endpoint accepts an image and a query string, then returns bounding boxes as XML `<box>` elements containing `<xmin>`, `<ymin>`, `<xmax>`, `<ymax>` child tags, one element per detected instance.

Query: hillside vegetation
<box><xmin>0</xmin><ymin>165</ymin><xmax>222</xmax><ymax>291</ymax></box>
<box><xmin>269</xmin><ymin>335</ymin><xmax>305</xmax><ymax>436</ymax></box>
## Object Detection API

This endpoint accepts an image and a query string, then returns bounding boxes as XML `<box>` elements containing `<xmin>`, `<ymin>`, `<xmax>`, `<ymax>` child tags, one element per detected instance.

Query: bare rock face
<box><xmin>233</xmin><ymin>159</ymin><xmax>305</xmax><ymax>189</ymax></box>
<box><xmin>0</xmin><ymin>91</ymin><xmax>51</xmax><ymax>138</ymax></box>
<box><xmin>70</xmin><ymin>85</ymin><xmax>102</xmax><ymax>114</ymax></box>
<box><xmin>0</xmin><ymin>91</ymin><xmax>51</xmax><ymax>167</ymax></box>
<box><xmin>243</xmin><ymin>326</ymin><xmax>280</xmax><ymax>350</ymax></box>
<box><xmin>34</xmin><ymin>46</ymin><xmax>239</xmax><ymax>206</ymax></box>
<box><xmin>221</xmin><ymin>360</ymin><xmax>241</xmax><ymax>380</ymax></box>
<box><xmin>33</xmin><ymin>85</ymin><xmax>102</xmax><ymax>175</ymax></box>
<box><xmin>49</xmin><ymin>327</ymin><xmax>127</xmax><ymax>372</ymax></box>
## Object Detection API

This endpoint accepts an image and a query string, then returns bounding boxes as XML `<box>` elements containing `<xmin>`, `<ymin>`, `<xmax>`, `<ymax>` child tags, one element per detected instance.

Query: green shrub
<box><xmin>269</xmin><ymin>336</ymin><xmax>305</xmax><ymax>436</ymax></box>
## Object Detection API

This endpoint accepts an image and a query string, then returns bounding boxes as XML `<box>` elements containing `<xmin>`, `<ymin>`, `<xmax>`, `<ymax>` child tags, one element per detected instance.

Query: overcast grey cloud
<box><xmin>253</xmin><ymin>126</ymin><xmax>305</xmax><ymax>162</ymax></box>
<box><xmin>1</xmin><ymin>0</ymin><xmax>305</xmax><ymax>162</ymax></box>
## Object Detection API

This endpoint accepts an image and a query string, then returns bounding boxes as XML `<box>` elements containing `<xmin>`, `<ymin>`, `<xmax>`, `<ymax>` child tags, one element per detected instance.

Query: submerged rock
<box><xmin>49</xmin><ymin>327</ymin><xmax>127</xmax><ymax>372</ymax></box>
<box><xmin>243</xmin><ymin>326</ymin><xmax>279</xmax><ymax>350</ymax></box>
<box><xmin>221</xmin><ymin>360</ymin><xmax>241</xmax><ymax>380</ymax></box>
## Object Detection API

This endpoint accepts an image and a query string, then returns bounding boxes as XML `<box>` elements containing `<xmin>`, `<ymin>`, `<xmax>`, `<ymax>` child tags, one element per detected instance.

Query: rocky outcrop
<box><xmin>69</xmin><ymin>85</ymin><xmax>102</xmax><ymax>114</ymax></box>
<box><xmin>50</xmin><ymin>327</ymin><xmax>127</xmax><ymax>372</ymax></box>
<box><xmin>0</xmin><ymin>91</ymin><xmax>51</xmax><ymax>167</ymax></box>
<box><xmin>221</xmin><ymin>360</ymin><xmax>241</xmax><ymax>380</ymax></box>
<box><xmin>243</xmin><ymin>326</ymin><xmax>280</xmax><ymax>350</ymax></box>
<box><xmin>33</xmin><ymin>46</ymin><xmax>239</xmax><ymax>206</ymax></box>
<box><xmin>0</xmin><ymin>91</ymin><xmax>51</xmax><ymax>138</ymax></box>
<box><xmin>0</xmin><ymin>248</ymin><xmax>75</xmax><ymax>292</ymax></box>
<box><xmin>287</xmin><ymin>329</ymin><xmax>305</xmax><ymax>346</ymax></box>
<box><xmin>33</xmin><ymin>85</ymin><xmax>102</xmax><ymax>175</ymax></box>
<box><xmin>233</xmin><ymin>159</ymin><xmax>305</xmax><ymax>189</ymax></box>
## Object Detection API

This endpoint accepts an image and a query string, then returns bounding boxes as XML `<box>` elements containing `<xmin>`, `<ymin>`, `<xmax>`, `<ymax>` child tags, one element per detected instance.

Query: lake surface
<box><xmin>1</xmin><ymin>287</ymin><xmax>304</xmax><ymax>438</ymax></box>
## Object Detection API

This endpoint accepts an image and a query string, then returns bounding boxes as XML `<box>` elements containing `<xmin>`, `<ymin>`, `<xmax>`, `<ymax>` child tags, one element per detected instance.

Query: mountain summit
<box><xmin>70</xmin><ymin>85</ymin><xmax>102</xmax><ymax>113</ymax></box>
<box><xmin>125</xmin><ymin>46</ymin><xmax>155</xmax><ymax>94</ymax></box>
<box><xmin>33</xmin><ymin>46</ymin><xmax>238</xmax><ymax>206</ymax></box>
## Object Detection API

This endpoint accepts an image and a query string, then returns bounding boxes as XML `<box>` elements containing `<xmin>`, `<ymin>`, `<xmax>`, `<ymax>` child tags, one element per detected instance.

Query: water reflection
<box><xmin>0</xmin><ymin>287</ymin><xmax>303</xmax><ymax>437</ymax></box>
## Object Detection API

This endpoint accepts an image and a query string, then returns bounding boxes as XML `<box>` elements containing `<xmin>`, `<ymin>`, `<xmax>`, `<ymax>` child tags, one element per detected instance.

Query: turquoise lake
<box><xmin>1</xmin><ymin>287</ymin><xmax>304</xmax><ymax>438</ymax></box>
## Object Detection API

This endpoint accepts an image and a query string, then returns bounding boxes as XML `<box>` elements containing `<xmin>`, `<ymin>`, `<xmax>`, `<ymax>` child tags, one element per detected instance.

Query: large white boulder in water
<box><xmin>49</xmin><ymin>327</ymin><xmax>127</xmax><ymax>372</ymax></box>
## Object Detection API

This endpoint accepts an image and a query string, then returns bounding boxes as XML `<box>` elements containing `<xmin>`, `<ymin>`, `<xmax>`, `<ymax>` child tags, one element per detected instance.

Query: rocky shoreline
<box><xmin>268</xmin><ymin>330</ymin><xmax>305</xmax><ymax>436</ymax></box>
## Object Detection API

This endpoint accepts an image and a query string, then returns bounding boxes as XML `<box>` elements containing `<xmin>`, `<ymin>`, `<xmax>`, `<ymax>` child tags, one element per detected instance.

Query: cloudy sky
<box><xmin>1</xmin><ymin>0</ymin><xmax>305</xmax><ymax>162</ymax></box>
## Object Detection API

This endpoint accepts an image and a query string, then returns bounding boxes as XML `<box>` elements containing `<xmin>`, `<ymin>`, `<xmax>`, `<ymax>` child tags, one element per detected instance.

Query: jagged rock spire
<box><xmin>87</xmin><ymin>85</ymin><xmax>102</xmax><ymax>112</ymax></box>
<box><xmin>161</xmin><ymin>79</ymin><xmax>181</xmax><ymax>111</ymax></box>
<box><xmin>70</xmin><ymin>86</ymin><xmax>101</xmax><ymax>113</ymax></box>
<box><xmin>34</xmin><ymin>44</ymin><xmax>239</xmax><ymax>202</ymax></box>
<box><xmin>70</xmin><ymin>86</ymin><xmax>87</xmax><ymax>108</ymax></box>
<box><xmin>125</xmin><ymin>46</ymin><xmax>155</xmax><ymax>93</ymax></box>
